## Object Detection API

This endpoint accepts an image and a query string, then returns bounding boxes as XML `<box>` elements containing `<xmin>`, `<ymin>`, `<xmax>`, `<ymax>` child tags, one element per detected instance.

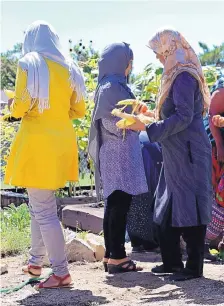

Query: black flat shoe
<box><xmin>151</xmin><ymin>264</ymin><xmax>183</xmax><ymax>276</ymax></box>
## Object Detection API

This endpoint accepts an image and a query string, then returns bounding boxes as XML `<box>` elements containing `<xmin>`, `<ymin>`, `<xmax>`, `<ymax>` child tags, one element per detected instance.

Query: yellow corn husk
<box><xmin>112</xmin><ymin>107</ymin><xmax>155</xmax><ymax>128</ymax></box>
<box><xmin>116</xmin><ymin>117</ymin><xmax>136</xmax><ymax>129</ymax></box>
<box><xmin>111</xmin><ymin>108</ymin><xmax>122</xmax><ymax>116</ymax></box>
<box><xmin>116</xmin><ymin>99</ymin><xmax>137</xmax><ymax>106</ymax></box>
<box><xmin>111</xmin><ymin>108</ymin><xmax>136</xmax><ymax>121</ymax></box>
<box><xmin>4</xmin><ymin>90</ymin><xmax>15</xmax><ymax>100</ymax></box>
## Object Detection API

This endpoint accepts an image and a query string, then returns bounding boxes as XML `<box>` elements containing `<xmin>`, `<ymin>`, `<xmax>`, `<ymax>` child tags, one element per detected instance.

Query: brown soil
<box><xmin>1</xmin><ymin>250</ymin><xmax>224</xmax><ymax>306</ymax></box>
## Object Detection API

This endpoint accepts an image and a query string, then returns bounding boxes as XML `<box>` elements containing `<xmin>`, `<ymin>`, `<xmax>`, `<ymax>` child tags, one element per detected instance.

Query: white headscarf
<box><xmin>19</xmin><ymin>20</ymin><xmax>86</xmax><ymax>113</ymax></box>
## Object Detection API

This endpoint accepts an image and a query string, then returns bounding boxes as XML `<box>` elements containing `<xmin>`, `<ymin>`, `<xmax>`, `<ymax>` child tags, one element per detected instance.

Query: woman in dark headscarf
<box><xmin>88</xmin><ymin>43</ymin><xmax>148</xmax><ymax>274</ymax></box>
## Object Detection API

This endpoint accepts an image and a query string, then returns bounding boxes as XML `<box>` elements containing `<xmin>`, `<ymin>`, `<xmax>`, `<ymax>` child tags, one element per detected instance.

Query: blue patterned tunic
<box><xmin>99</xmin><ymin>117</ymin><xmax>148</xmax><ymax>199</ymax></box>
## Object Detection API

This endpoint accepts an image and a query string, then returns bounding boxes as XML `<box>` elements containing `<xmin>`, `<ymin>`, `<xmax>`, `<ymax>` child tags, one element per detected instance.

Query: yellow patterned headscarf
<box><xmin>148</xmin><ymin>28</ymin><xmax>210</xmax><ymax>120</ymax></box>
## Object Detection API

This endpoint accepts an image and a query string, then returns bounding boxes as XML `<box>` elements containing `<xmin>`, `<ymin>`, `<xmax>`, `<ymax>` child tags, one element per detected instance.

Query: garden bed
<box><xmin>1</xmin><ymin>189</ymin><xmax>98</xmax><ymax>209</ymax></box>
<box><xmin>1</xmin><ymin>190</ymin><xmax>29</xmax><ymax>208</ymax></box>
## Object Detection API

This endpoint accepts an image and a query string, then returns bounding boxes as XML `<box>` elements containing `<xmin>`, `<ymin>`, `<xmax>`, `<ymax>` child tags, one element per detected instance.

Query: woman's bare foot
<box><xmin>22</xmin><ymin>264</ymin><xmax>42</xmax><ymax>276</ymax></box>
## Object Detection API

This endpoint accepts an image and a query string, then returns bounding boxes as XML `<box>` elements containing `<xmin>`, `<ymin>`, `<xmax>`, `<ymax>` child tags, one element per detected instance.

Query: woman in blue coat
<box><xmin>121</xmin><ymin>28</ymin><xmax>212</xmax><ymax>281</ymax></box>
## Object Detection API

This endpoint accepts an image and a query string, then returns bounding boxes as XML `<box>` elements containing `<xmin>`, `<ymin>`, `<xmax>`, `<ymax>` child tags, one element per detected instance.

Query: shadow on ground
<box><xmin>105</xmin><ymin>271</ymin><xmax>224</xmax><ymax>305</ymax></box>
<box><xmin>17</xmin><ymin>289</ymin><xmax>109</xmax><ymax>306</ymax></box>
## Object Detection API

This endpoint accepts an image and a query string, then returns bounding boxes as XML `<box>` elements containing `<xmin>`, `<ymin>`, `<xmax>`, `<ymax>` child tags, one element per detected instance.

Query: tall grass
<box><xmin>0</xmin><ymin>203</ymin><xmax>31</xmax><ymax>256</ymax></box>
<box><xmin>0</xmin><ymin>203</ymin><xmax>101</xmax><ymax>257</ymax></box>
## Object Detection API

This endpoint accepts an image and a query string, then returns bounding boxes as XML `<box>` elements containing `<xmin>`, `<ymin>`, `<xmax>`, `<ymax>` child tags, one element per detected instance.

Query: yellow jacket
<box><xmin>4</xmin><ymin>59</ymin><xmax>86</xmax><ymax>190</ymax></box>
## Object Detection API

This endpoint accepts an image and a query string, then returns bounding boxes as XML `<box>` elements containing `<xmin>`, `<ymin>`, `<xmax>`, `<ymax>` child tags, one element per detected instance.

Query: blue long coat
<box><xmin>147</xmin><ymin>72</ymin><xmax>212</xmax><ymax>227</ymax></box>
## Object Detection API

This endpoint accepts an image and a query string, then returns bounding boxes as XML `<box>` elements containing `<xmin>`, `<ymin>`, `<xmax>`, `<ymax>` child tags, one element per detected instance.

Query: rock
<box><xmin>0</xmin><ymin>264</ymin><xmax>8</xmax><ymax>274</ymax></box>
<box><xmin>43</xmin><ymin>235</ymin><xmax>96</xmax><ymax>266</ymax></box>
<box><xmin>86</xmin><ymin>233</ymin><xmax>105</xmax><ymax>261</ymax></box>
<box><xmin>65</xmin><ymin>238</ymin><xmax>96</xmax><ymax>263</ymax></box>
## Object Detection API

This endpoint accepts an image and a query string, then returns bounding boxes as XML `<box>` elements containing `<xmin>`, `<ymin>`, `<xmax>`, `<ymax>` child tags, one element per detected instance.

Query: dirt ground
<box><xmin>1</xmin><ymin>249</ymin><xmax>224</xmax><ymax>306</ymax></box>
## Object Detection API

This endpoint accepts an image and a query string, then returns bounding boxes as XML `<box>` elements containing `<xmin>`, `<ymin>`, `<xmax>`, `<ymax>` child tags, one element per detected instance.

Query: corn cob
<box><xmin>116</xmin><ymin>118</ymin><xmax>136</xmax><ymax>129</ymax></box>
<box><xmin>111</xmin><ymin>108</ymin><xmax>135</xmax><ymax>120</ymax></box>
<box><xmin>116</xmin><ymin>99</ymin><xmax>137</xmax><ymax>106</ymax></box>
<box><xmin>111</xmin><ymin>100</ymin><xmax>152</xmax><ymax>140</ymax></box>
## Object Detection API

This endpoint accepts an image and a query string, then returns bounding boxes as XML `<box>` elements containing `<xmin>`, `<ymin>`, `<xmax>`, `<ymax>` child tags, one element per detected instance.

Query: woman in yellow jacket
<box><xmin>4</xmin><ymin>21</ymin><xmax>86</xmax><ymax>289</ymax></box>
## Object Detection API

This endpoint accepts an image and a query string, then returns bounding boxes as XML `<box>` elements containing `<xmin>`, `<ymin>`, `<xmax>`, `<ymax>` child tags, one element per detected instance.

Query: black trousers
<box><xmin>158</xmin><ymin>224</ymin><xmax>207</xmax><ymax>276</ymax></box>
<box><xmin>104</xmin><ymin>190</ymin><xmax>132</xmax><ymax>259</ymax></box>
<box><xmin>129</xmin><ymin>233</ymin><xmax>158</xmax><ymax>250</ymax></box>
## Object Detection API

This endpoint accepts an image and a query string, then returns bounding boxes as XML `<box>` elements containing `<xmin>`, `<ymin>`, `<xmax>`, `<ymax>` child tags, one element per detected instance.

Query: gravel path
<box><xmin>1</xmin><ymin>251</ymin><xmax>224</xmax><ymax>306</ymax></box>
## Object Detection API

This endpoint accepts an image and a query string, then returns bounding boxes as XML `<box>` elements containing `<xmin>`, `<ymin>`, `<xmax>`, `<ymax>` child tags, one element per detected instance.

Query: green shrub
<box><xmin>0</xmin><ymin>203</ymin><xmax>31</xmax><ymax>255</ymax></box>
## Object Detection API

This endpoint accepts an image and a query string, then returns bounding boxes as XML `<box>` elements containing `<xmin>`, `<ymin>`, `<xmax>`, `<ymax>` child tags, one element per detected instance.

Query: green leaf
<box><xmin>155</xmin><ymin>67</ymin><xmax>163</xmax><ymax>75</ymax></box>
<box><xmin>72</xmin><ymin>119</ymin><xmax>82</xmax><ymax>126</ymax></box>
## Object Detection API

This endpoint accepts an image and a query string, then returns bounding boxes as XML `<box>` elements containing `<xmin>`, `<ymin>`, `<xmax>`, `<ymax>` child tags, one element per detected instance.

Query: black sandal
<box><xmin>107</xmin><ymin>260</ymin><xmax>141</xmax><ymax>274</ymax></box>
